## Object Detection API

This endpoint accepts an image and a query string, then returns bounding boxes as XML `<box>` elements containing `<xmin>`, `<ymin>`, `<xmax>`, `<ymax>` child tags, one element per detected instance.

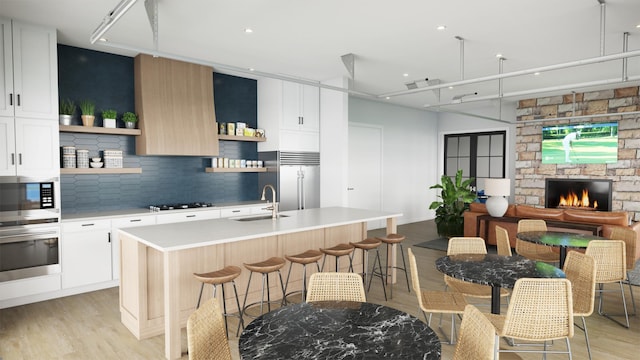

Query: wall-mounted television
<box><xmin>541</xmin><ymin>122</ymin><xmax>618</xmax><ymax>164</ymax></box>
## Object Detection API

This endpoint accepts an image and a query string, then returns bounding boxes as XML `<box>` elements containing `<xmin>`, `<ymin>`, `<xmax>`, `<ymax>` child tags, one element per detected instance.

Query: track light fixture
<box><xmin>90</xmin><ymin>0</ymin><xmax>138</xmax><ymax>44</ymax></box>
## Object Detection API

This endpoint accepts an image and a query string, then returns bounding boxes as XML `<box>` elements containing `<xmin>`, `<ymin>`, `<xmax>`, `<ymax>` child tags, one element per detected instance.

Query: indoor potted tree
<box><xmin>429</xmin><ymin>169</ymin><xmax>476</xmax><ymax>238</ymax></box>
<box><xmin>79</xmin><ymin>100</ymin><xmax>95</xmax><ymax>127</ymax></box>
<box><xmin>102</xmin><ymin>109</ymin><xmax>117</xmax><ymax>128</ymax></box>
<box><xmin>59</xmin><ymin>98</ymin><xmax>75</xmax><ymax>125</ymax></box>
<box><xmin>122</xmin><ymin>111</ymin><xmax>138</xmax><ymax>129</ymax></box>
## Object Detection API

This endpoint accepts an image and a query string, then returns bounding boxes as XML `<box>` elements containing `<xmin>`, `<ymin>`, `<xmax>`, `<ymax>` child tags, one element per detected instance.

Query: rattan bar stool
<box><xmin>283</xmin><ymin>249</ymin><xmax>323</xmax><ymax>304</ymax></box>
<box><xmin>376</xmin><ymin>233</ymin><xmax>410</xmax><ymax>299</ymax></box>
<box><xmin>193</xmin><ymin>265</ymin><xmax>243</xmax><ymax>338</ymax></box>
<box><xmin>240</xmin><ymin>257</ymin><xmax>286</xmax><ymax>322</ymax></box>
<box><xmin>320</xmin><ymin>243</ymin><xmax>355</xmax><ymax>272</ymax></box>
<box><xmin>350</xmin><ymin>238</ymin><xmax>387</xmax><ymax>301</ymax></box>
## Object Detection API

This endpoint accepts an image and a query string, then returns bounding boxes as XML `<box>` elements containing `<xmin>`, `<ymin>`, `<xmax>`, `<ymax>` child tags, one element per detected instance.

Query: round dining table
<box><xmin>516</xmin><ymin>230</ymin><xmax>607</xmax><ymax>269</ymax></box>
<box><xmin>239</xmin><ymin>300</ymin><xmax>441</xmax><ymax>359</ymax></box>
<box><xmin>435</xmin><ymin>254</ymin><xmax>565</xmax><ymax>314</ymax></box>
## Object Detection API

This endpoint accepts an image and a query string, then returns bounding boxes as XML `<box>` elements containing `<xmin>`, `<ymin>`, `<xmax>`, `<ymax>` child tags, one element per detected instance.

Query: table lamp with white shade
<box><xmin>484</xmin><ymin>178</ymin><xmax>511</xmax><ymax>217</ymax></box>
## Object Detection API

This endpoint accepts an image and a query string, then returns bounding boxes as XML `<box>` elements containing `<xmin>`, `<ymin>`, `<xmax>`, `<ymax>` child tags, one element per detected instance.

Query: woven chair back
<box><xmin>186</xmin><ymin>298</ymin><xmax>232</xmax><ymax>360</ymax></box>
<box><xmin>407</xmin><ymin>248</ymin><xmax>424</xmax><ymax>307</ymax></box>
<box><xmin>586</xmin><ymin>240</ymin><xmax>627</xmax><ymax>283</ymax></box>
<box><xmin>495</xmin><ymin>226</ymin><xmax>513</xmax><ymax>256</ymax></box>
<box><xmin>306</xmin><ymin>272</ymin><xmax>366</xmax><ymax>302</ymax></box>
<box><xmin>608</xmin><ymin>226</ymin><xmax>637</xmax><ymax>269</ymax></box>
<box><xmin>453</xmin><ymin>305</ymin><xmax>496</xmax><ymax>360</ymax></box>
<box><xmin>563</xmin><ymin>251</ymin><xmax>596</xmax><ymax>316</ymax></box>
<box><xmin>517</xmin><ymin>219</ymin><xmax>548</xmax><ymax>232</ymax></box>
<box><xmin>447</xmin><ymin>237</ymin><xmax>487</xmax><ymax>255</ymax></box>
<box><xmin>502</xmin><ymin>278</ymin><xmax>573</xmax><ymax>341</ymax></box>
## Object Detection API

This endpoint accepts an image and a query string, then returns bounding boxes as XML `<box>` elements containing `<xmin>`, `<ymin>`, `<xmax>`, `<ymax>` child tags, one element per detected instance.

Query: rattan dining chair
<box><xmin>485</xmin><ymin>277</ymin><xmax>574</xmax><ymax>359</ymax></box>
<box><xmin>305</xmin><ymin>272</ymin><xmax>366</xmax><ymax>302</ymax></box>
<box><xmin>186</xmin><ymin>298</ymin><xmax>232</xmax><ymax>360</ymax></box>
<box><xmin>563</xmin><ymin>250</ymin><xmax>597</xmax><ymax>360</ymax></box>
<box><xmin>516</xmin><ymin>219</ymin><xmax>561</xmax><ymax>263</ymax></box>
<box><xmin>452</xmin><ymin>305</ymin><xmax>496</xmax><ymax>360</ymax></box>
<box><xmin>407</xmin><ymin>248</ymin><xmax>468</xmax><ymax>345</ymax></box>
<box><xmin>608</xmin><ymin>226</ymin><xmax>637</xmax><ymax>317</ymax></box>
<box><xmin>495</xmin><ymin>225</ymin><xmax>513</xmax><ymax>256</ymax></box>
<box><xmin>445</xmin><ymin>237</ymin><xmax>510</xmax><ymax>304</ymax></box>
<box><xmin>585</xmin><ymin>239</ymin><xmax>631</xmax><ymax>328</ymax></box>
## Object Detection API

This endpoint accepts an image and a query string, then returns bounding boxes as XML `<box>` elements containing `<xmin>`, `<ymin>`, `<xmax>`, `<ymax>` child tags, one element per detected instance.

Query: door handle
<box><xmin>347</xmin><ymin>187</ymin><xmax>354</xmax><ymax>191</ymax></box>
<box><xmin>11</xmin><ymin>153</ymin><xmax>15</xmax><ymax>165</ymax></box>
<box><xmin>18</xmin><ymin>153</ymin><xmax>22</xmax><ymax>165</ymax></box>
<box><xmin>9</xmin><ymin>93</ymin><xmax>13</xmax><ymax>106</ymax></box>
<box><xmin>17</xmin><ymin>94</ymin><xmax>20</xmax><ymax>106</ymax></box>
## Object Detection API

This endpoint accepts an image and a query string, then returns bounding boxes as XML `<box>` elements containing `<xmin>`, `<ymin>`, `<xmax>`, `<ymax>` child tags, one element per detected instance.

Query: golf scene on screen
<box><xmin>541</xmin><ymin>122</ymin><xmax>618</xmax><ymax>164</ymax></box>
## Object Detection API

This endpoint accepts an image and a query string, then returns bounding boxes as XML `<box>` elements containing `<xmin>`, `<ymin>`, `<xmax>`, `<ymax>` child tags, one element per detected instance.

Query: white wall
<box><xmin>319</xmin><ymin>77</ymin><xmax>350</xmax><ymax>208</ymax></box>
<box><xmin>348</xmin><ymin>97</ymin><xmax>439</xmax><ymax>225</ymax></box>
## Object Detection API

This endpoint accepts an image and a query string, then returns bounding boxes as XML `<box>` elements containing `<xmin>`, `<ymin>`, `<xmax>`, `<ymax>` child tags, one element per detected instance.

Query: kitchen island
<box><xmin>118</xmin><ymin>207</ymin><xmax>402</xmax><ymax>360</ymax></box>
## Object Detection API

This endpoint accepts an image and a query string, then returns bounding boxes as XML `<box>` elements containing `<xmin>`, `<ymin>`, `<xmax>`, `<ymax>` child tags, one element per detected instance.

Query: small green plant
<box><xmin>122</xmin><ymin>112</ymin><xmax>138</xmax><ymax>123</ymax></box>
<box><xmin>59</xmin><ymin>98</ymin><xmax>75</xmax><ymax>115</ymax></box>
<box><xmin>102</xmin><ymin>109</ymin><xmax>117</xmax><ymax>119</ymax></box>
<box><xmin>429</xmin><ymin>169</ymin><xmax>476</xmax><ymax>237</ymax></box>
<box><xmin>79</xmin><ymin>100</ymin><xmax>95</xmax><ymax>116</ymax></box>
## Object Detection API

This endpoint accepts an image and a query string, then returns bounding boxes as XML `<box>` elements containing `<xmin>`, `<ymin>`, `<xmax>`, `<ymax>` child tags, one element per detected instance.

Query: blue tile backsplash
<box><xmin>58</xmin><ymin>45</ymin><xmax>259</xmax><ymax>214</ymax></box>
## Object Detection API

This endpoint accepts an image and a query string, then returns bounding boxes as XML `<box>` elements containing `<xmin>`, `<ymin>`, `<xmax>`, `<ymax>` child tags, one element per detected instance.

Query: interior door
<box><xmin>348</xmin><ymin>123</ymin><xmax>383</xmax><ymax>229</ymax></box>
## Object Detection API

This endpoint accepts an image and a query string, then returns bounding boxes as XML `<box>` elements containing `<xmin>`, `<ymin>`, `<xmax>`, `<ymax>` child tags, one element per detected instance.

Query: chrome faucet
<box><xmin>261</xmin><ymin>184</ymin><xmax>278</xmax><ymax>219</ymax></box>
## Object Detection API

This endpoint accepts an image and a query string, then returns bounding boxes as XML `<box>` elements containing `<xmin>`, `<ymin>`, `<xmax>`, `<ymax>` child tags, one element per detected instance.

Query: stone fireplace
<box><xmin>545</xmin><ymin>178</ymin><xmax>612</xmax><ymax>212</ymax></box>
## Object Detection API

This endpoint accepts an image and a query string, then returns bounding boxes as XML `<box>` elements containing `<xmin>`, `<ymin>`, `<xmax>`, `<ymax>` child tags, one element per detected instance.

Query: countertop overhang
<box><xmin>119</xmin><ymin>207</ymin><xmax>402</xmax><ymax>252</ymax></box>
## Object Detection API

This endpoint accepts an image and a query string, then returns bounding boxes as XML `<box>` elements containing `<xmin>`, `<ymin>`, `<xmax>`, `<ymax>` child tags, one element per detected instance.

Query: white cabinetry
<box><xmin>155</xmin><ymin>209</ymin><xmax>221</xmax><ymax>224</ymax></box>
<box><xmin>258</xmin><ymin>78</ymin><xmax>320</xmax><ymax>152</ymax></box>
<box><xmin>0</xmin><ymin>18</ymin><xmax>58</xmax><ymax>119</ymax></box>
<box><xmin>61</xmin><ymin>219</ymin><xmax>112</xmax><ymax>289</ymax></box>
<box><xmin>0</xmin><ymin>18</ymin><xmax>59</xmax><ymax>177</ymax></box>
<box><xmin>111</xmin><ymin>215</ymin><xmax>156</xmax><ymax>280</ymax></box>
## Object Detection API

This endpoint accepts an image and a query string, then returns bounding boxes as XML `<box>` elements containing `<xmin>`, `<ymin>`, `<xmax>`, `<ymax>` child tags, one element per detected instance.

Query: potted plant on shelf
<box><xmin>429</xmin><ymin>169</ymin><xmax>476</xmax><ymax>238</ymax></box>
<box><xmin>122</xmin><ymin>111</ymin><xmax>138</xmax><ymax>129</ymax></box>
<box><xmin>59</xmin><ymin>98</ymin><xmax>75</xmax><ymax>125</ymax></box>
<box><xmin>79</xmin><ymin>100</ymin><xmax>95</xmax><ymax>127</ymax></box>
<box><xmin>102</xmin><ymin>109</ymin><xmax>117</xmax><ymax>128</ymax></box>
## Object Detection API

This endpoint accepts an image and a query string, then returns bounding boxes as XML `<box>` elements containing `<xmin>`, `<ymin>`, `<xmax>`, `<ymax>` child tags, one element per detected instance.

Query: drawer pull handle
<box><xmin>186</xmin><ymin>215</ymin><xmax>196</xmax><ymax>218</ymax></box>
<box><xmin>130</xmin><ymin>219</ymin><xmax>142</xmax><ymax>222</ymax></box>
<box><xmin>82</xmin><ymin>223</ymin><xmax>95</xmax><ymax>227</ymax></box>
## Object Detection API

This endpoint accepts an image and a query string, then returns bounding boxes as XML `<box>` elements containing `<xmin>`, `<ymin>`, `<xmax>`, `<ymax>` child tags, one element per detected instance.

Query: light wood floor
<box><xmin>1</xmin><ymin>220</ymin><xmax>638</xmax><ymax>359</ymax></box>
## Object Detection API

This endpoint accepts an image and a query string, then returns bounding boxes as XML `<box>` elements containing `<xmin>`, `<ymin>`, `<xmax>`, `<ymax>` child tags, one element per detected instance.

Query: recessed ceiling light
<box><xmin>534</xmin><ymin>72</ymin><xmax>540</xmax><ymax>76</ymax></box>
<box><xmin>99</xmin><ymin>38</ymin><xmax>108</xmax><ymax>42</ymax></box>
<box><xmin>495</xmin><ymin>53</ymin><xmax>503</xmax><ymax>58</ymax></box>
<box><xmin>636</xmin><ymin>24</ymin><xmax>640</xmax><ymax>28</ymax></box>
<box><xmin>244</xmin><ymin>28</ymin><xmax>253</xmax><ymax>33</ymax></box>
<box><xmin>448</xmin><ymin>86</ymin><xmax>454</xmax><ymax>89</ymax></box>
<box><xmin>436</xmin><ymin>25</ymin><xmax>447</xmax><ymax>31</ymax></box>
<box><xmin>403</xmin><ymin>73</ymin><xmax>409</xmax><ymax>77</ymax></box>
<box><xmin>249</xmin><ymin>68</ymin><xmax>255</xmax><ymax>72</ymax></box>
<box><xmin>385</xmin><ymin>96</ymin><xmax>391</xmax><ymax>100</ymax></box>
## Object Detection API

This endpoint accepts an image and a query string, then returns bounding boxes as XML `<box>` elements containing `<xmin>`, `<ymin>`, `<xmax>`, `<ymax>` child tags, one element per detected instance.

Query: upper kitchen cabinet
<box><xmin>257</xmin><ymin>78</ymin><xmax>319</xmax><ymax>152</ymax></box>
<box><xmin>134</xmin><ymin>54</ymin><xmax>219</xmax><ymax>156</ymax></box>
<box><xmin>0</xmin><ymin>18</ymin><xmax>58</xmax><ymax>119</ymax></box>
<box><xmin>0</xmin><ymin>117</ymin><xmax>59</xmax><ymax>177</ymax></box>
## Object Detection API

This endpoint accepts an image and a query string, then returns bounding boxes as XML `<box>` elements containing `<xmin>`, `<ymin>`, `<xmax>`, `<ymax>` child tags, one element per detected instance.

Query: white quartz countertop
<box><xmin>61</xmin><ymin>201</ymin><xmax>268</xmax><ymax>222</ymax></box>
<box><xmin>119</xmin><ymin>207</ymin><xmax>402</xmax><ymax>252</ymax></box>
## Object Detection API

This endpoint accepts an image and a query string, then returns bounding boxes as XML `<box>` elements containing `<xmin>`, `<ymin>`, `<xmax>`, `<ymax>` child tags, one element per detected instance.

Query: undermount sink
<box><xmin>232</xmin><ymin>214</ymin><xmax>289</xmax><ymax>222</ymax></box>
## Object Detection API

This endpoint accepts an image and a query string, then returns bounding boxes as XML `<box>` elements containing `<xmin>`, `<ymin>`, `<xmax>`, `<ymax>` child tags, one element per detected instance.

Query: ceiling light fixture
<box><xmin>90</xmin><ymin>0</ymin><xmax>138</xmax><ymax>44</ymax></box>
<box><xmin>437</xmin><ymin>25</ymin><xmax>447</xmax><ymax>30</ymax></box>
<box><xmin>244</xmin><ymin>28</ymin><xmax>253</xmax><ymax>33</ymax></box>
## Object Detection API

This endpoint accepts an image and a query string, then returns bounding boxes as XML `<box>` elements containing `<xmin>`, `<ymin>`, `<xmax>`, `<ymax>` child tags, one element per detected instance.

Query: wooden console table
<box><xmin>476</xmin><ymin>214</ymin><xmax>603</xmax><ymax>240</ymax></box>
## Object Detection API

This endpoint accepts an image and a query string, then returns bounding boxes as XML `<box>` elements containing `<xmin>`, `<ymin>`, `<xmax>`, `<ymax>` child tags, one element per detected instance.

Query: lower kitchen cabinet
<box><xmin>61</xmin><ymin>219</ymin><xmax>112</xmax><ymax>289</ymax></box>
<box><xmin>155</xmin><ymin>209</ymin><xmax>221</xmax><ymax>224</ymax></box>
<box><xmin>111</xmin><ymin>215</ymin><xmax>156</xmax><ymax>280</ymax></box>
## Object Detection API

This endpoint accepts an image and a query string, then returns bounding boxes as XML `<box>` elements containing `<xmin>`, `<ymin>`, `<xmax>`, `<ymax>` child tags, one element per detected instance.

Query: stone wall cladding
<box><xmin>516</xmin><ymin>86</ymin><xmax>640</xmax><ymax>222</ymax></box>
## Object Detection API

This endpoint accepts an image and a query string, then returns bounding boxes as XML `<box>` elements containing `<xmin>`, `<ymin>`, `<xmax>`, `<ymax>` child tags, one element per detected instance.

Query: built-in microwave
<box><xmin>0</xmin><ymin>176</ymin><xmax>59</xmax><ymax>226</ymax></box>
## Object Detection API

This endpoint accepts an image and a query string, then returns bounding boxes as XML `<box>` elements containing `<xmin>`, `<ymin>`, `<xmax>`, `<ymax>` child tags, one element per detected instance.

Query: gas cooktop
<box><xmin>149</xmin><ymin>202</ymin><xmax>215</xmax><ymax>211</ymax></box>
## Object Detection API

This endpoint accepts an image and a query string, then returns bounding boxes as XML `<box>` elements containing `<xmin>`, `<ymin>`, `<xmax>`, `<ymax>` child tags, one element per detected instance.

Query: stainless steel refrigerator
<box><xmin>258</xmin><ymin>151</ymin><xmax>320</xmax><ymax>211</ymax></box>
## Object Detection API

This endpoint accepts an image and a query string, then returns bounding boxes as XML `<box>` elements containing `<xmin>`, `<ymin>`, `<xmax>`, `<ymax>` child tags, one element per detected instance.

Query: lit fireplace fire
<box><xmin>558</xmin><ymin>189</ymin><xmax>598</xmax><ymax>210</ymax></box>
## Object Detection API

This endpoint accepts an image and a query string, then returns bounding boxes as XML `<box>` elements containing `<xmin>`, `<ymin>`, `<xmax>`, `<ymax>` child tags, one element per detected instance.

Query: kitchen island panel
<box><xmin>120</xmin><ymin>235</ymin><xmax>225</xmax><ymax>340</ymax></box>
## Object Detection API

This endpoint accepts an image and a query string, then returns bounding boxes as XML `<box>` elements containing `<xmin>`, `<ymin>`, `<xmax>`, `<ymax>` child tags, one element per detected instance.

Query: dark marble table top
<box><xmin>435</xmin><ymin>254</ymin><xmax>565</xmax><ymax>289</ymax></box>
<box><xmin>517</xmin><ymin>230</ymin><xmax>606</xmax><ymax>249</ymax></box>
<box><xmin>239</xmin><ymin>301</ymin><xmax>441</xmax><ymax>359</ymax></box>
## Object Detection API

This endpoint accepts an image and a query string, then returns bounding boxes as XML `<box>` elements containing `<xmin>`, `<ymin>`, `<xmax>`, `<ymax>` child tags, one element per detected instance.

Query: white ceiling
<box><xmin>2</xmin><ymin>0</ymin><xmax>640</xmax><ymax>113</ymax></box>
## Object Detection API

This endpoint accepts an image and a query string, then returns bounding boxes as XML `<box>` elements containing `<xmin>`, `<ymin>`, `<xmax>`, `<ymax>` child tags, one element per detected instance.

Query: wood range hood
<box><xmin>134</xmin><ymin>54</ymin><xmax>219</xmax><ymax>156</ymax></box>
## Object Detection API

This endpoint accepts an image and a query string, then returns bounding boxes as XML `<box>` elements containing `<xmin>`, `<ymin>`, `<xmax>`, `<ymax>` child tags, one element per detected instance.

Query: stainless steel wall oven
<box><xmin>0</xmin><ymin>176</ymin><xmax>60</xmax><ymax>282</ymax></box>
